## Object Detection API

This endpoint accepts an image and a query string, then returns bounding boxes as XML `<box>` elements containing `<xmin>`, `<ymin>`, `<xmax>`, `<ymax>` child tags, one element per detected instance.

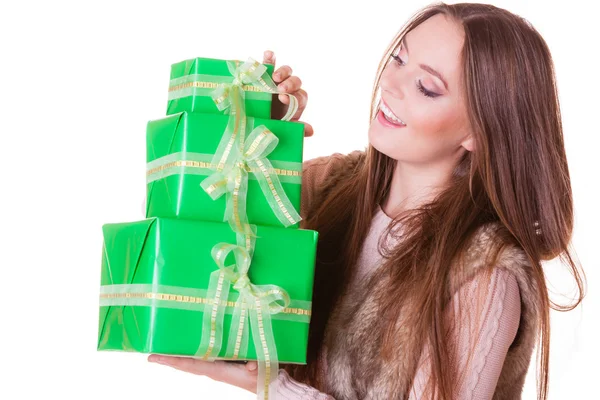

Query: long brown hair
<box><xmin>284</xmin><ymin>3</ymin><xmax>585</xmax><ymax>399</ymax></box>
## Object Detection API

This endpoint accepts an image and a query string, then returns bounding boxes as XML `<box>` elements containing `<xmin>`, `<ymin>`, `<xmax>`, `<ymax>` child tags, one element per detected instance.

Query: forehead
<box><xmin>403</xmin><ymin>14</ymin><xmax>465</xmax><ymax>90</ymax></box>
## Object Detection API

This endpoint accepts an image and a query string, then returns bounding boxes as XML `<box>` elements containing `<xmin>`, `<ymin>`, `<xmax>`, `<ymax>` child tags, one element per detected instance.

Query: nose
<box><xmin>379</xmin><ymin>67</ymin><xmax>404</xmax><ymax>100</ymax></box>
<box><xmin>379</xmin><ymin>61</ymin><xmax>410</xmax><ymax>100</ymax></box>
<box><xmin>380</xmin><ymin>85</ymin><xmax>403</xmax><ymax>103</ymax></box>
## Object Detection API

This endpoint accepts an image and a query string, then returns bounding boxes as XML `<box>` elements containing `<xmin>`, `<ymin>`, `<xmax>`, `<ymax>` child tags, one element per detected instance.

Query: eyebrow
<box><xmin>402</xmin><ymin>36</ymin><xmax>449</xmax><ymax>91</ymax></box>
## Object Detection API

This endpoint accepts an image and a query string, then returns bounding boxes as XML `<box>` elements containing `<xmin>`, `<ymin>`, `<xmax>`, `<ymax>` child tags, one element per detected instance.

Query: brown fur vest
<box><xmin>301</xmin><ymin>151</ymin><xmax>541</xmax><ymax>400</ymax></box>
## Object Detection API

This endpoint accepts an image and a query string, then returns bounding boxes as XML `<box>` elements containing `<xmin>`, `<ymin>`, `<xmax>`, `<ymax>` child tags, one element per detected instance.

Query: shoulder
<box><xmin>449</xmin><ymin>264</ymin><xmax>522</xmax><ymax>335</ymax></box>
<box><xmin>300</xmin><ymin>150</ymin><xmax>365</xmax><ymax>222</ymax></box>
<box><xmin>453</xmin><ymin>221</ymin><xmax>541</xmax><ymax>337</ymax></box>
<box><xmin>450</xmin><ymin>222</ymin><xmax>526</xmax><ymax>326</ymax></box>
<box><xmin>303</xmin><ymin>149</ymin><xmax>365</xmax><ymax>193</ymax></box>
<box><xmin>451</xmin><ymin>223</ymin><xmax>542</xmax><ymax>386</ymax></box>
<box><xmin>459</xmin><ymin>222</ymin><xmax>536</xmax><ymax>293</ymax></box>
<box><xmin>303</xmin><ymin>149</ymin><xmax>365</xmax><ymax>176</ymax></box>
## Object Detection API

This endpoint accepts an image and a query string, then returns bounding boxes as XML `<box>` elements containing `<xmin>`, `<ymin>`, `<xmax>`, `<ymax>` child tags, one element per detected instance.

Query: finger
<box><xmin>290</xmin><ymin>88</ymin><xmax>308</xmax><ymax>111</ymax></box>
<box><xmin>278</xmin><ymin>89</ymin><xmax>307</xmax><ymax>115</ymax></box>
<box><xmin>148</xmin><ymin>355</ymin><xmax>215</xmax><ymax>375</ymax></box>
<box><xmin>300</xmin><ymin>121</ymin><xmax>314</xmax><ymax>137</ymax></box>
<box><xmin>263</xmin><ymin>50</ymin><xmax>276</xmax><ymax>67</ymax></box>
<box><xmin>278</xmin><ymin>93</ymin><xmax>288</xmax><ymax>104</ymax></box>
<box><xmin>273</xmin><ymin>65</ymin><xmax>292</xmax><ymax>84</ymax></box>
<box><xmin>151</xmin><ymin>355</ymin><xmax>247</xmax><ymax>384</ymax></box>
<box><xmin>277</xmin><ymin>75</ymin><xmax>302</xmax><ymax>93</ymax></box>
<box><xmin>245</xmin><ymin>361</ymin><xmax>258</xmax><ymax>374</ymax></box>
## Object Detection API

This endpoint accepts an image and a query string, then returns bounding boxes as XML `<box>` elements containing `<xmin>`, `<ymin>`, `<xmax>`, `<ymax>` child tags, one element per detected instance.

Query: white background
<box><xmin>1</xmin><ymin>0</ymin><xmax>598</xmax><ymax>399</ymax></box>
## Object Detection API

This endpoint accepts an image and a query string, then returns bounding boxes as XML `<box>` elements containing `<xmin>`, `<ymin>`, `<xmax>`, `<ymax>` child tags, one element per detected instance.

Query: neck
<box><xmin>381</xmin><ymin>157</ymin><xmax>457</xmax><ymax>218</ymax></box>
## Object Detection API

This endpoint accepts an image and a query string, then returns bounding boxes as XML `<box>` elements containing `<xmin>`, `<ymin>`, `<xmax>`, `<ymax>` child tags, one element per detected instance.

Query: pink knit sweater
<box><xmin>274</xmin><ymin>156</ymin><xmax>522</xmax><ymax>399</ymax></box>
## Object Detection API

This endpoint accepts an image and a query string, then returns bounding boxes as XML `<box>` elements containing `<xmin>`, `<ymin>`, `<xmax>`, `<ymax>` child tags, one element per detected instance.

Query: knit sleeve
<box><xmin>408</xmin><ymin>267</ymin><xmax>522</xmax><ymax>399</ymax></box>
<box><xmin>275</xmin><ymin>368</ymin><xmax>335</xmax><ymax>400</ymax></box>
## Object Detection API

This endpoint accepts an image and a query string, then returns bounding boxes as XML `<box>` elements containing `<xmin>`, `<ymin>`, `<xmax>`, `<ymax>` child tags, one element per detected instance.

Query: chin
<box><xmin>368</xmin><ymin>126</ymin><xmax>398</xmax><ymax>159</ymax></box>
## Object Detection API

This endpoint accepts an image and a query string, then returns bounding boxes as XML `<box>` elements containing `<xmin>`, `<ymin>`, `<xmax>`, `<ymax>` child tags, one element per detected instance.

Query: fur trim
<box><xmin>313</xmin><ymin>151</ymin><xmax>539</xmax><ymax>400</ymax></box>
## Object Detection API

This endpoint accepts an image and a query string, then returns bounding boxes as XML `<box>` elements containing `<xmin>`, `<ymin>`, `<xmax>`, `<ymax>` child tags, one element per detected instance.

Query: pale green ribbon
<box><xmin>168</xmin><ymin>74</ymin><xmax>272</xmax><ymax>102</ymax></box>
<box><xmin>208</xmin><ymin>57</ymin><xmax>298</xmax><ymax>173</ymax></box>
<box><xmin>212</xmin><ymin>57</ymin><xmax>298</xmax><ymax>122</ymax></box>
<box><xmin>98</xmin><ymin>283</ymin><xmax>311</xmax><ymax>323</ymax></box>
<box><xmin>200</xmin><ymin>118</ymin><xmax>302</xmax><ymax>236</ymax></box>
<box><xmin>178</xmin><ymin>57</ymin><xmax>302</xmax><ymax>400</ymax></box>
<box><xmin>146</xmin><ymin>152</ymin><xmax>302</xmax><ymax>185</ymax></box>
<box><xmin>195</xmin><ymin>239</ymin><xmax>290</xmax><ymax>400</ymax></box>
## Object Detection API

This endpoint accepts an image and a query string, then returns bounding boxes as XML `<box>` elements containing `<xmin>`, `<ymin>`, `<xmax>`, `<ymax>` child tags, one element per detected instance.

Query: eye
<box><xmin>390</xmin><ymin>53</ymin><xmax>404</xmax><ymax>67</ymax></box>
<box><xmin>417</xmin><ymin>81</ymin><xmax>438</xmax><ymax>98</ymax></box>
<box><xmin>389</xmin><ymin>52</ymin><xmax>440</xmax><ymax>99</ymax></box>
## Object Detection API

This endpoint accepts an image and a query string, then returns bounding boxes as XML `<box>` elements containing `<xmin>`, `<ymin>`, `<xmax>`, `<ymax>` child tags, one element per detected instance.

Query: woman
<box><xmin>148</xmin><ymin>2</ymin><xmax>585</xmax><ymax>399</ymax></box>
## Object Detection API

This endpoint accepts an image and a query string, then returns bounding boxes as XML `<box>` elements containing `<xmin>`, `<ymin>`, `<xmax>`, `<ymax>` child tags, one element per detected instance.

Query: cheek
<box><xmin>370</xmin><ymin>102</ymin><xmax>465</xmax><ymax>162</ymax></box>
<box><xmin>408</xmin><ymin>104</ymin><xmax>466</xmax><ymax>158</ymax></box>
<box><xmin>414</xmin><ymin>106</ymin><xmax>464</xmax><ymax>151</ymax></box>
<box><xmin>408</xmin><ymin>101</ymin><xmax>451</xmax><ymax>138</ymax></box>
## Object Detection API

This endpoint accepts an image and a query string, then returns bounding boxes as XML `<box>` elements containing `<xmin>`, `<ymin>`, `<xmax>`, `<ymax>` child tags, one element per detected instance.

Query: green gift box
<box><xmin>97</xmin><ymin>217</ymin><xmax>318</xmax><ymax>364</ymax></box>
<box><xmin>167</xmin><ymin>57</ymin><xmax>275</xmax><ymax>118</ymax></box>
<box><xmin>146</xmin><ymin>112</ymin><xmax>304</xmax><ymax>228</ymax></box>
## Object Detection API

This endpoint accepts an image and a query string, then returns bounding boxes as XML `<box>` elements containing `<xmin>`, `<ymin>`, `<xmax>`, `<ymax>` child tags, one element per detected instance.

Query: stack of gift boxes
<box><xmin>97</xmin><ymin>56</ymin><xmax>319</xmax><ymax>399</ymax></box>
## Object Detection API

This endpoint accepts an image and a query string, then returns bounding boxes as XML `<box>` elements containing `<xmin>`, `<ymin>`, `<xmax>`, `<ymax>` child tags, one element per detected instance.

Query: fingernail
<box><xmin>264</xmin><ymin>50</ymin><xmax>273</xmax><ymax>59</ymax></box>
<box><xmin>278</xmin><ymin>84</ymin><xmax>286</xmax><ymax>92</ymax></box>
<box><xmin>248</xmin><ymin>363</ymin><xmax>257</xmax><ymax>371</ymax></box>
<box><xmin>273</xmin><ymin>72</ymin><xmax>280</xmax><ymax>80</ymax></box>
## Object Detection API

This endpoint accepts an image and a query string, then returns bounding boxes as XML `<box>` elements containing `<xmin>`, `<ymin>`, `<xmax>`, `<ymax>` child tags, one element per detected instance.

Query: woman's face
<box><xmin>368</xmin><ymin>14</ymin><xmax>474</xmax><ymax>164</ymax></box>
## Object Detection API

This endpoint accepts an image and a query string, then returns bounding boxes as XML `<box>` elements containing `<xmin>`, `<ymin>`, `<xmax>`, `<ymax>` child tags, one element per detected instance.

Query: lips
<box><xmin>380</xmin><ymin>98</ymin><xmax>406</xmax><ymax>126</ymax></box>
<box><xmin>377</xmin><ymin>109</ymin><xmax>406</xmax><ymax>129</ymax></box>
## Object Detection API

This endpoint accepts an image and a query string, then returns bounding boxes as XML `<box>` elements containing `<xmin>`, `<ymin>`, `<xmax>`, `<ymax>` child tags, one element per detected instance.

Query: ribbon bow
<box><xmin>195</xmin><ymin>241</ymin><xmax>291</xmax><ymax>400</ymax></box>
<box><xmin>209</xmin><ymin>57</ymin><xmax>299</xmax><ymax>173</ymax></box>
<box><xmin>200</xmin><ymin>119</ymin><xmax>302</xmax><ymax>237</ymax></box>
<box><xmin>211</xmin><ymin>57</ymin><xmax>298</xmax><ymax>120</ymax></box>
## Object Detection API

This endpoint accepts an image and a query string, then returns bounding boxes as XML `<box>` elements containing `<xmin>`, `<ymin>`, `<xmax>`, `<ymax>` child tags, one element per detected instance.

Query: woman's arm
<box><xmin>408</xmin><ymin>267</ymin><xmax>522</xmax><ymax>399</ymax></box>
<box><xmin>276</xmin><ymin>369</ymin><xmax>335</xmax><ymax>399</ymax></box>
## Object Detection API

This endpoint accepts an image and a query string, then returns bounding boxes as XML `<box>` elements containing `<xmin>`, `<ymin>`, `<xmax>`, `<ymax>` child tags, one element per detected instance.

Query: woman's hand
<box><xmin>263</xmin><ymin>50</ymin><xmax>313</xmax><ymax>137</ymax></box>
<box><xmin>148</xmin><ymin>354</ymin><xmax>260</xmax><ymax>394</ymax></box>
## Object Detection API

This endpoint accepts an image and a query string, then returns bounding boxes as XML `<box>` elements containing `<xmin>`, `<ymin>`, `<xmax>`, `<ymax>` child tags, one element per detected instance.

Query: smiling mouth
<box><xmin>380</xmin><ymin>100</ymin><xmax>406</xmax><ymax>126</ymax></box>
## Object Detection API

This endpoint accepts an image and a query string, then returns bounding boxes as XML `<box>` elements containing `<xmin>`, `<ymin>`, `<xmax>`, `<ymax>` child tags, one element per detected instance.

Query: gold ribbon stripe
<box><xmin>255</xmin><ymin>158</ymin><xmax>298</xmax><ymax>225</ymax></box>
<box><xmin>201</xmin><ymin>269</ymin><xmax>226</xmax><ymax>359</ymax></box>
<box><xmin>232</xmin><ymin>307</ymin><xmax>247</xmax><ymax>360</ymax></box>
<box><xmin>217</xmin><ymin>84</ymin><xmax>244</xmax><ymax>172</ymax></box>
<box><xmin>228</xmin><ymin>86</ymin><xmax>249</xmax><ymax>237</ymax></box>
<box><xmin>168</xmin><ymin>81</ymin><xmax>266</xmax><ymax>93</ymax></box>
<box><xmin>146</xmin><ymin>160</ymin><xmax>301</xmax><ymax>179</ymax></box>
<box><xmin>255</xmin><ymin>296</ymin><xmax>271</xmax><ymax>398</ymax></box>
<box><xmin>99</xmin><ymin>292</ymin><xmax>311</xmax><ymax>316</ymax></box>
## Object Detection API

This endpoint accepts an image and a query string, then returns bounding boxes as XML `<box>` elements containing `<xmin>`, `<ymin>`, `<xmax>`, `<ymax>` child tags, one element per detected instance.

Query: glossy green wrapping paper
<box><xmin>167</xmin><ymin>57</ymin><xmax>275</xmax><ymax>118</ymax></box>
<box><xmin>145</xmin><ymin>112</ymin><xmax>304</xmax><ymax>228</ymax></box>
<box><xmin>97</xmin><ymin>217</ymin><xmax>318</xmax><ymax>364</ymax></box>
